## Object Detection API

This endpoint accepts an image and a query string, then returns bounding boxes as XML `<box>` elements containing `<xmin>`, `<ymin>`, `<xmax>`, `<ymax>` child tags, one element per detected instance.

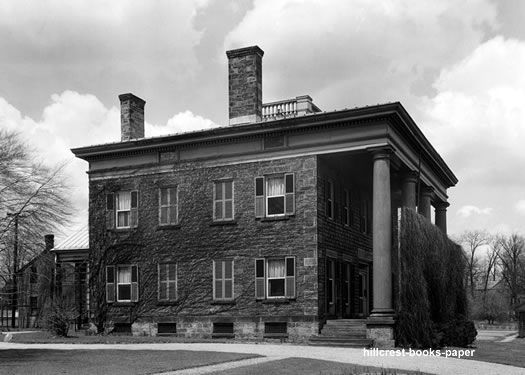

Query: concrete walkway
<box><xmin>0</xmin><ymin>342</ymin><xmax>523</xmax><ymax>375</ymax></box>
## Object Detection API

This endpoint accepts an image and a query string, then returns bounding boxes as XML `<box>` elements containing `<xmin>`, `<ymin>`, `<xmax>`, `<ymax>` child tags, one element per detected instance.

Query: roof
<box><xmin>71</xmin><ymin>102</ymin><xmax>458</xmax><ymax>188</ymax></box>
<box><xmin>52</xmin><ymin>226</ymin><xmax>89</xmax><ymax>251</ymax></box>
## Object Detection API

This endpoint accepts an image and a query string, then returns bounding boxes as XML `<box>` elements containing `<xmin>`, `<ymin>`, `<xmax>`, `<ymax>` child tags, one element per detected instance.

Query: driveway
<box><xmin>0</xmin><ymin>342</ymin><xmax>523</xmax><ymax>375</ymax></box>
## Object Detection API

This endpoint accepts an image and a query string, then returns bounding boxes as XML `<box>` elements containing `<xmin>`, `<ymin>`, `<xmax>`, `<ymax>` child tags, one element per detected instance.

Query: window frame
<box><xmin>266</xmin><ymin>258</ymin><xmax>286</xmax><ymax>298</ymax></box>
<box><xmin>265</xmin><ymin>176</ymin><xmax>286</xmax><ymax>217</ymax></box>
<box><xmin>159</xmin><ymin>187</ymin><xmax>178</xmax><ymax>226</ymax></box>
<box><xmin>264</xmin><ymin>257</ymin><xmax>295</xmax><ymax>299</ymax></box>
<box><xmin>158</xmin><ymin>263</ymin><xmax>177</xmax><ymax>301</ymax></box>
<box><xmin>326</xmin><ymin>180</ymin><xmax>334</xmax><ymax>219</ymax></box>
<box><xmin>115</xmin><ymin>190</ymin><xmax>138</xmax><ymax>229</ymax></box>
<box><xmin>343</xmin><ymin>188</ymin><xmax>350</xmax><ymax>226</ymax></box>
<box><xmin>116</xmin><ymin>265</ymin><xmax>132</xmax><ymax>302</ymax></box>
<box><xmin>213</xmin><ymin>259</ymin><xmax>234</xmax><ymax>301</ymax></box>
<box><xmin>213</xmin><ymin>180</ymin><xmax>234</xmax><ymax>221</ymax></box>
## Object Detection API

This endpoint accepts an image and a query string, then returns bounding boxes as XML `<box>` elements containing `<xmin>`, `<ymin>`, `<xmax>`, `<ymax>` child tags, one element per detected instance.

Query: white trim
<box><xmin>213</xmin><ymin>259</ymin><xmax>234</xmax><ymax>301</ymax></box>
<box><xmin>266</xmin><ymin>258</ymin><xmax>286</xmax><ymax>299</ymax></box>
<box><xmin>116</xmin><ymin>265</ymin><xmax>132</xmax><ymax>302</ymax></box>
<box><xmin>265</xmin><ymin>176</ymin><xmax>286</xmax><ymax>217</ymax></box>
<box><xmin>115</xmin><ymin>191</ymin><xmax>131</xmax><ymax>229</ymax></box>
<box><xmin>159</xmin><ymin>187</ymin><xmax>178</xmax><ymax>226</ymax></box>
<box><xmin>213</xmin><ymin>181</ymin><xmax>235</xmax><ymax>221</ymax></box>
<box><xmin>158</xmin><ymin>263</ymin><xmax>177</xmax><ymax>301</ymax></box>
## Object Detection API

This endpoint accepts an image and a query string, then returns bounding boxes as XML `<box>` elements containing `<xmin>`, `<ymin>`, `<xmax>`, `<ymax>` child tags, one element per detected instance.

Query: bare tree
<box><xmin>0</xmin><ymin>130</ymin><xmax>72</xmax><ymax>325</ymax></box>
<box><xmin>457</xmin><ymin>230</ymin><xmax>491</xmax><ymax>297</ymax></box>
<box><xmin>496</xmin><ymin>234</ymin><xmax>525</xmax><ymax>309</ymax></box>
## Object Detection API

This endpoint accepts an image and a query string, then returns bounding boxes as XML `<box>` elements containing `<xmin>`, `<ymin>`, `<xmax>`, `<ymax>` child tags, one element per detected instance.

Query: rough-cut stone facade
<box><xmin>316</xmin><ymin>156</ymin><xmax>373</xmax><ymax>323</ymax></box>
<box><xmin>119</xmin><ymin>93</ymin><xmax>145</xmax><ymax>141</ymax></box>
<box><xmin>89</xmin><ymin>155</ymin><xmax>319</xmax><ymax>341</ymax></box>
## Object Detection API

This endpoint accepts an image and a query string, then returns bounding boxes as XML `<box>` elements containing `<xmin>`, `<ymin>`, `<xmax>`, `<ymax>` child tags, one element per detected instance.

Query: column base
<box><xmin>369</xmin><ymin>308</ymin><xmax>395</xmax><ymax>318</ymax></box>
<box><xmin>366</xmin><ymin>315</ymin><xmax>395</xmax><ymax>348</ymax></box>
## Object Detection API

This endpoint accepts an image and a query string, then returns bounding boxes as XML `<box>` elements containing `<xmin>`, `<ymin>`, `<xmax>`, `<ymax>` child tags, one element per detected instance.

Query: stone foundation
<box><xmin>366</xmin><ymin>318</ymin><xmax>395</xmax><ymax>348</ymax></box>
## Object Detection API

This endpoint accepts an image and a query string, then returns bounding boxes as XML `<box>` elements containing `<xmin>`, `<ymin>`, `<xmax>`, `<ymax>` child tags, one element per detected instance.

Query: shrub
<box><xmin>395</xmin><ymin>208</ymin><xmax>473</xmax><ymax>348</ymax></box>
<box><xmin>438</xmin><ymin>318</ymin><xmax>477</xmax><ymax>347</ymax></box>
<box><xmin>43</xmin><ymin>299</ymin><xmax>77</xmax><ymax>337</ymax></box>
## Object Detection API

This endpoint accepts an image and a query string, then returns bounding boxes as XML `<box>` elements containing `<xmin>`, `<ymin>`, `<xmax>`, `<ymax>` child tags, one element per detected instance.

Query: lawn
<box><xmin>462</xmin><ymin>339</ymin><xmax>525</xmax><ymax>368</ymax></box>
<box><xmin>209</xmin><ymin>357</ymin><xmax>429</xmax><ymax>375</ymax></box>
<box><xmin>0</xmin><ymin>349</ymin><xmax>259</xmax><ymax>375</ymax></box>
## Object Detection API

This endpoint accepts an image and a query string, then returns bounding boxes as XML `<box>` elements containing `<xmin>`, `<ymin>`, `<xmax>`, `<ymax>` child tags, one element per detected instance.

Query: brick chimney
<box><xmin>44</xmin><ymin>234</ymin><xmax>54</xmax><ymax>251</ymax></box>
<box><xmin>119</xmin><ymin>93</ymin><xmax>146</xmax><ymax>141</ymax></box>
<box><xmin>226</xmin><ymin>46</ymin><xmax>264</xmax><ymax>126</ymax></box>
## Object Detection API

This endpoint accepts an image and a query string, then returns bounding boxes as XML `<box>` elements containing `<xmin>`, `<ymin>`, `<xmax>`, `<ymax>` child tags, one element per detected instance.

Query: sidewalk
<box><xmin>0</xmin><ymin>341</ymin><xmax>523</xmax><ymax>375</ymax></box>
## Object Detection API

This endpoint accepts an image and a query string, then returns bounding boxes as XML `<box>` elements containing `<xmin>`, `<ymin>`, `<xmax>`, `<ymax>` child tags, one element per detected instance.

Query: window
<box><xmin>255</xmin><ymin>257</ymin><xmax>295</xmax><ymax>299</ymax></box>
<box><xmin>30</xmin><ymin>296</ymin><xmax>38</xmax><ymax>313</ymax></box>
<box><xmin>158</xmin><ymin>263</ymin><xmax>177</xmax><ymax>301</ymax></box>
<box><xmin>213</xmin><ymin>260</ymin><xmax>234</xmax><ymax>300</ymax></box>
<box><xmin>360</xmin><ymin>195</ymin><xmax>370</xmax><ymax>234</ymax></box>
<box><xmin>114</xmin><ymin>191</ymin><xmax>138</xmax><ymax>229</ymax></box>
<box><xmin>343</xmin><ymin>189</ymin><xmax>350</xmax><ymax>226</ymax></box>
<box><xmin>159</xmin><ymin>187</ymin><xmax>178</xmax><ymax>225</ymax></box>
<box><xmin>326</xmin><ymin>180</ymin><xmax>334</xmax><ymax>219</ymax></box>
<box><xmin>327</xmin><ymin>259</ymin><xmax>335</xmax><ymax>305</ymax></box>
<box><xmin>30</xmin><ymin>266</ymin><xmax>38</xmax><ymax>284</ymax></box>
<box><xmin>105</xmin><ymin>265</ymin><xmax>138</xmax><ymax>303</ymax></box>
<box><xmin>255</xmin><ymin>174</ymin><xmax>294</xmax><ymax>218</ymax></box>
<box><xmin>213</xmin><ymin>181</ymin><xmax>234</xmax><ymax>221</ymax></box>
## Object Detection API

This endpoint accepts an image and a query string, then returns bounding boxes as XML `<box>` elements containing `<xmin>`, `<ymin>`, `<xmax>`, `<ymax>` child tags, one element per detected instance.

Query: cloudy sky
<box><xmin>1</xmin><ymin>0</ymin><xmax>524</xmax><ymax>240</ymax></box>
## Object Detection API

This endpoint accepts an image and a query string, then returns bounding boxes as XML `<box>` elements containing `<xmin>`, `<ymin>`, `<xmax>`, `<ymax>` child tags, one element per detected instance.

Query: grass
<box><xmin>460</xmin><ymin>339</ymin><xmax>525</xmax><ymax>368</ymax></box>
<box><xmin>208</xmin><ymin>357</ymin><xmax>428</xmax><ymax>375</ymax></box>
<box><xmin>4</xmin><ymin>330</ymin><xmax>238</xmax><ymax>344</ymax></box>
<box><xmin>0</xmin><ymin>349</ymin><xmax>259</xmax><ymax>375</ymax></box>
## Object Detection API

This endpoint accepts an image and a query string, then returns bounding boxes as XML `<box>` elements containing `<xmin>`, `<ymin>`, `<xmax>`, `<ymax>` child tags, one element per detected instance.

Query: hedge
<box><xmin>395</xmin><ymin>208</ymin><xmax>475</xmax><ymax>348</ymax></box>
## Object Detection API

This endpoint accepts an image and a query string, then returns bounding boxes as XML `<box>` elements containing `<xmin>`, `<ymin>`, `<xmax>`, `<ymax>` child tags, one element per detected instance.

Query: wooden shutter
<box><xmin>106</xmin><ymin>193</ymin><xmax>115</xmax><ymax>230</ymax></box>
<box><xmin>106</xmin><ymin>265</ymin><xmax>115</xmax><ymax>303</ymax></box>
<box><xmin>285</xmin><ymin>257</ymin><xmax>295</xmax><ymax>298</ymax></box>
<box><xmin>284</xmin><ymin>173</ymin><xmax>295</xmax><ymax>215</ymax></box>
<box><xmin>255</xmin><ymin>258</ymin><xmax>265</xmax><ymax>299</ymax></box>
<box><xmin>255</xmin><ymin>177</ymin><xmax>265</xmax><ymax>218</ymax></box>
<box><xmin>168</xmin><ymin>263</ymin><xmax>177</xmax><ymax>300</ymax></box>
<box><xmin>131</xmin><ymin>265</ymin><xmax>139</xmax><ymax>302</ymax></box>
<box><xmin>158</xmin><ymin>263</ymin><xmax>167</xmax><ymax>301</ymax></box>
<box><xmin>130</xmin><ymin>191</ymin><xmax>139</xmax><ymax>228</ymax></box>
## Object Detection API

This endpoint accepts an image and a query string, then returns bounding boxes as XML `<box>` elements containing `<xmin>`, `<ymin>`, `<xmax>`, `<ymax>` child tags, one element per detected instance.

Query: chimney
<box><xmin>226</xmin><ymin>46</ymin><xmax>264</xmax><ymax>126</ymax></box>
<box><xmin>119</xmin><ymin>93</ymin><xmax>146</xmax><ymax>141</ymax></box>
<box><xmin>44</xmin><ymin>234</ymin><xmax>54</xmax><ymax>251</ymax></box>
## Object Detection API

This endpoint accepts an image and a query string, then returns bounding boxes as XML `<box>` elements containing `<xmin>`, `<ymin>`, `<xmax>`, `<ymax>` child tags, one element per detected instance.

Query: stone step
<box><xmin>320</xmin><ymin>329</ymin><xmax>367</xmax><ymax>336</ymax></box>
<box><xmin>309</xmin><ymin>336</ymin><xmax>373</xmax><ymax>348</ymax></box>
<box><xmin>318</xmin><ymin>333</ymin><xmax>367</xmax><ymax>339</ymax></box>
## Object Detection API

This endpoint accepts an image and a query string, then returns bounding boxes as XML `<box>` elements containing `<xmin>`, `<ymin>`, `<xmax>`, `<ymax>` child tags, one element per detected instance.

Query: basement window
<box><xmin>112</xmin><ymin>323</ymin><xmax>132</xmax><ymax>335</ymax></box>
<box><xmin>264</xmin><ymin>322</ymin><xmax>288</xmax><ymax>338</ymax></box>
<box><xmin>157</xmin><ymin>323</ymin><xmax>177</xmax><ymax>336</ymax></box>
<box><xmin>212</xmin><ymin>322</ymin><xmax>234</xmax><ymax>338</ymax></box>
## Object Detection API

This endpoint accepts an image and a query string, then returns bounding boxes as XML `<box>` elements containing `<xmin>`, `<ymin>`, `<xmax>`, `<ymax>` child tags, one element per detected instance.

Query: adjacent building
<box><xmin>72</xmin><ymin>46</ymin><xmax>457</xmax><ymax>344</ymax></box>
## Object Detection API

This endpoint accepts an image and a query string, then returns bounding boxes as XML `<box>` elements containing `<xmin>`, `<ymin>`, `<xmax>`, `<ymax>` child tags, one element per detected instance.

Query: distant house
<box><xmin>72</xmin><ymin>46</ymin><xmax>457</xmax><ymax>345</ymax></box>
<box><xmin>52</xmin><ymin>226</ymin><xmax>89</xmax><ymax>330</ymax></box>
<box><xmin>17</xmin><ymin>235</ymin><xmax>55</xmax><ymax>328</ymax></box>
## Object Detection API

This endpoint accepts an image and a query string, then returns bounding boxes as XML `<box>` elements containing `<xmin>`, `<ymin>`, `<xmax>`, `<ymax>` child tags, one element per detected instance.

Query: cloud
<box><xmin>0</xmin><ymin>91</ymin><xmax>217</xmax><ymax>238</ymax></box>
<box><xmin>457</xmin><ymin>205</ymin><xmax>493</xmax><ymax>218</ymax></box>
<box><xmin>224</xmin><ymin>0</ymin><xmax>497</xmax><ymax>112</ymax></box>
<box><xmin>515</xmin><ymin>200</ymin><xmax>525</xmax><ymax>216</ymax></box>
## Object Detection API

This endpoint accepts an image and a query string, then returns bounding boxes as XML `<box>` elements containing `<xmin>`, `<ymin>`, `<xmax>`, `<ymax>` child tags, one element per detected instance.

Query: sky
<box><xmin>1</xmin><ymin>0</ymin><xmax>525</xmax><ymax>241</ymax></box>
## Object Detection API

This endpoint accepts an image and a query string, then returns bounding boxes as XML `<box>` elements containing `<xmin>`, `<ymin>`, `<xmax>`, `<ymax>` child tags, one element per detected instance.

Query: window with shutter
<box><xmin>106</xmin><ymin>265</ymin><xmax>115</xmax><ymax>303</ymax></box>
<box><xmin>130</xmin><ymin>191</ymin><xmax>138</xmax><ymax>228</ymax></box>
<box><xmin>114</xmin><ymin>265</ymin><xmax>138</xmax><ymax>302</ymax></box>
<box><xmin>343</xmin><ymin>189</ymin><xmax>350</xmax><ymax>226</ymax></box>
<box><xmin>213</xmin><ymin>260</ymin><xmax>234</xmax><ymax>300</ymax></box>
<box><xmin>158</xmin><ymin>263</ymin><xmax>177</xmax><ymax>301</ymax></box>
<box><xmin>159</xmin><ymin>187</ymin><xmax>178</xmax><ymax>225</ymax></box>
<box><xmin>115</xmin><ymin>191</ymin><xmax>139</xmax><ymax>228</ymax></box>
<box><xmin>213</xmin><ymin>181</ymin><xmax>234</xmax><ymax>221</ymax></box>
<box><xmin>326</xmin><ymin>180</ymin><xmax>334</xmax><ymax>219</ymax></box>
<box><xmin>285</xmin><ymin>257</ymin><xmax>296</xmax><ymax>298</ymax></box>
<box><xmin>131</xmin><ymin>265</ymin><xmax>139</xmax><ymax>302</ymax></box>
<box><xmin>255</xmin><ymin>177</ymin><xmax>265</xmax><ymax>218</ymax></box>
<box><xmin>255</xmin><ymin>258</ymin><xmax>265</xmax><ymax>299</ymax></box>
<box><xmin>284</xmin><ymin>173</ymin><xmax>295</xmax><ymax>215</ymax></box>
<box><xmin>106</xmin><ymin>193</ymin><xmax>115</xmax><ymax>229</ymax></box>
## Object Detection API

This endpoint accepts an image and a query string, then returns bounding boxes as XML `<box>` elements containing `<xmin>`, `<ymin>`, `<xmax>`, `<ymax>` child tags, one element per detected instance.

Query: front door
<box><xmin>327</xmin><ymin>259</ymin><xmax>352</xmax><ymax>318</ymax></box>
<box><xmin>357</xmin><ymin>266</ymin><xmax>369</xmax><ymax>317</ymax></box>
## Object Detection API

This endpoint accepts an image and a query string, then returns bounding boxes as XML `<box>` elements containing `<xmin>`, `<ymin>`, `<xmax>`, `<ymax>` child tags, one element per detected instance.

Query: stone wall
<box><xmin>88</xmin><ymin>155</ymin><xmax>319</xmax><ymax>340</ymax></box>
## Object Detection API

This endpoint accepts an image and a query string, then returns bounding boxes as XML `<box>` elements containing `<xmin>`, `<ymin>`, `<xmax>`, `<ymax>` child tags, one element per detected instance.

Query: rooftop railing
<box><xmin>262</xmin><ymin>95</ymin><xmax>321</xmax><ymax>121</ymax></box>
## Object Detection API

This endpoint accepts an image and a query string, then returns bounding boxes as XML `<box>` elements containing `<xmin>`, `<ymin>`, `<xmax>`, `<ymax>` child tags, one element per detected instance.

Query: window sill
<box><xmin>157</xmin><ymin>224</ymin><xmax>181</xmax><ymax>231</ymax></box>
<box><xmin>259</xmin><ymin>215</ymin><xmax>293</xmax><ymax>222</ymax></box>
<box><xmin>157</xmin><ymin>300</ymin><xmax>179</xmax><ymax>306</ymax></box>
<box><xmin>110</xmin><ymin>302</ymin><xmax>136</xmax><ymax>307</ymax></box>
<box><xmin>212</xmin><ymin>333</ymin><xmax>235</xmax><ymax>338</ymax></box>
<box><xmin>109</xmin><ymin>228</ymin><xmax>138</xmax><ymax>233</ymax></box>
<box><xmin>209</xmin><ymin>220</ymin><xmax>237</xmax><ymax>226</ymax></box>
<box><xmin>211</xmin><ymin>300</ymin><xmax>236</xmax><ymax>305</ymax></box>
<box><xmin>259</xmin><ymin>298</ymin><xmax>294</xmax><ymax>304</ymax></box>
<box><xmin>263</xmin><ymin>333</ymin><xmax>289</xmax><ymax>338</ymax></box>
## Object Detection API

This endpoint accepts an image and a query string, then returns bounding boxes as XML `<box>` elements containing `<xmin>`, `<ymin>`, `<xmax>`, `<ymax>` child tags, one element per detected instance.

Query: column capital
<box><xmin>421</xmin><ymin>186</ymin><xmax>434</xmax><ymax>198</ymax></box>
<box><xmin>369</xmin><ymin>146</ymin><xmax>395</xmax><ymax>161</ymax></box>
<box><xmin>402</xmin><ymin>170</ymin><xmax>419</xmax><ymax>183</ymax></box>
<box><xmin>434</xmin><ymin>201</ymin><xmax>450</xmax><ymax>210</ymax></box>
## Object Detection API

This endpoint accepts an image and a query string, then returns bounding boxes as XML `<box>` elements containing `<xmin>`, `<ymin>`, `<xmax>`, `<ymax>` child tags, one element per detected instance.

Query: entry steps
<box><xmin>309</xmin><ymin>319</ymin><xmax>374</xmax><ymax>347</ymax></box>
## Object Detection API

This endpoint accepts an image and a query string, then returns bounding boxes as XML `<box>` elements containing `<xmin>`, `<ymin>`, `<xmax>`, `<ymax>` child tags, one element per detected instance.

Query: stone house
<box><xmin>72</xmin><ymin>46</ymin><xmax>457</xmax><ymax>345</ymax></box>
<box><xmin>17</xmin><ymin>235</ymin><xmax>55</xmax><ymax>328</ymax></box>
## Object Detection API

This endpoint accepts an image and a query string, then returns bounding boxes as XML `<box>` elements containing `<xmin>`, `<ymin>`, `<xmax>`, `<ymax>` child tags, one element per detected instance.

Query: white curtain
<box><xmin>267</xmin><ymin>177</ymin><xmax>284</xmax><ymax>197</ymax></box>
<box><xmin>118</xmin><ymin>192</ymin><xmax>131</xmax><ymax>210</ymax></box>
<box><xmin>118</xmin><ymin>267</ymin><xmax>131</xmax><ymax>283</ymax></box>
<box><xmin>267</xmin><ymin>259</ymin><xmax>285</xmax><ymax>278</ymax></box>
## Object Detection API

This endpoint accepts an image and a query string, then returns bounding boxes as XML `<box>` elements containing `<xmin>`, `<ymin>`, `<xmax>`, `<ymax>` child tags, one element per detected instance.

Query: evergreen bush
<box><xmin>395</xmin><ymin>208</ymin><xmax>474</xmax><ymax>348</ymax></box>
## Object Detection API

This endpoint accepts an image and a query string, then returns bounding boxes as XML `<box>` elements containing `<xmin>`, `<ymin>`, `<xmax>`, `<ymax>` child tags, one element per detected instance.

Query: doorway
<box><xmin>357</xmin><ymin>265</ymin><xmax>369</xmax><ymax>317</ymax></box>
